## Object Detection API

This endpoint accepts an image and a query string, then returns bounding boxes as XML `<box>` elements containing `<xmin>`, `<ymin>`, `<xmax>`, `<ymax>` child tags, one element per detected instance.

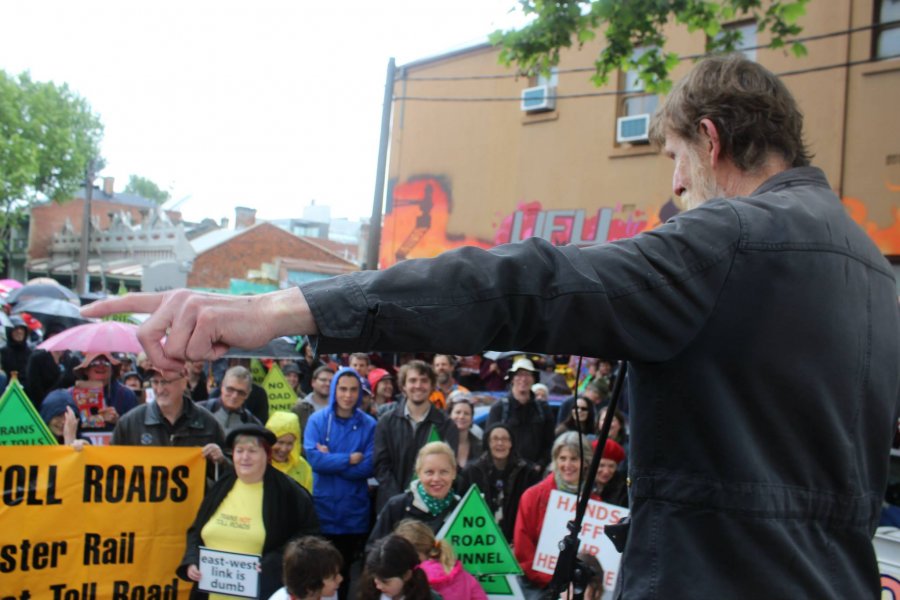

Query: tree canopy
<box><xmin>491</xmin><ymin>0</ymin><xmax>810</xmax><ymax>92</ymax></box>
<box><xmin>0</xmin><ymin>70</ymin><xmax>103</xmax><ymax>269</ymax></box>
<box><xmin>124</xmin><ymin>174</ymin><xmax>170</xmax><ymax>204</ymax></box>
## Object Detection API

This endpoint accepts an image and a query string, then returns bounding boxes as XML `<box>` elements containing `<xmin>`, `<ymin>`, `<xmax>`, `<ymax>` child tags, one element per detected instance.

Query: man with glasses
<box><xmin>198</xmin><ymin>366</ymin><xmax>262</xmax><ymax>436</ymax></box>
<box><xmin>112</xmin><ymin>365</ymin><xmax>227</xmax><ymax>480</ymax></box>
<box><xmin>299</xmin><ymin>366</ymin><xmax>334</xmax><ymax>413</ymax></box>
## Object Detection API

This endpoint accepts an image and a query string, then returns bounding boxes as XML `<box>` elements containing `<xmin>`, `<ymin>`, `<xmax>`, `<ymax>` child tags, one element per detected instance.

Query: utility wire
<box><xmin>399</xmin><ymin>19</ymin><xmax>900</xmax><ymax>82</ymax></box>
<box><xmin>393</xmin><ymin>56</ymin><xmax>899</xmax><ymax>103</ymax></box>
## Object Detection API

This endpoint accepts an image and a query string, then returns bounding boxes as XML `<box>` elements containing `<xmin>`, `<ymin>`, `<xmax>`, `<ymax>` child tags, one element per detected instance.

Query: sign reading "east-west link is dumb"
<box><xmin>0</xmin><ymin>446</ymin><xmax>205</xmax><ymax>600</ymax></box>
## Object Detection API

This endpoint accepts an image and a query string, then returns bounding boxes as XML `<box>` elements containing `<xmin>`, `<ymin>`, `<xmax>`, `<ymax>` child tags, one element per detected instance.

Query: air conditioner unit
<box><xmin>616</xmin><ymin>114</ymin><xmax>651</xmax><ymax>143</ymax></box>
<box><xmin>521</xmin><ymin>85</ymin><xmax>556</xmax><ymax>113</ymax></box>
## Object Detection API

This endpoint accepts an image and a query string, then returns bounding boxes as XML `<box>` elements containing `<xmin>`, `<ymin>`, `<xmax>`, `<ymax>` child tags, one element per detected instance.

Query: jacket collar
<box><xmin>751</xmin><ymin>166</ymin><xmax>828</xmax><ymax>197</ymax></box>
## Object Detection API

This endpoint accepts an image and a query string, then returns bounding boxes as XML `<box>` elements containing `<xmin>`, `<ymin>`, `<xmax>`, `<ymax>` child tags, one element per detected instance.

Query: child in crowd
<box><xmin>394</xmin><ymin>519</ymin><xmax>487</xmax><ymax>600</ymax></box>
<box><xmin>268</xmin><ymin>536</ymin><xmax>342</xmax><ymax>600</ymax></box>
<box><xmin>358</xmin><ymin>535</ymin><xmax>442</xmax><ymax>600</ymax></box>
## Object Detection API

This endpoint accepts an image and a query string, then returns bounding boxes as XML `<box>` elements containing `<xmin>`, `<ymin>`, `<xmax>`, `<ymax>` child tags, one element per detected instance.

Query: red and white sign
<box><xmin>532</xmin><ymin>490</ymin><xmax>630</xmax><ymax>592</ymax></box>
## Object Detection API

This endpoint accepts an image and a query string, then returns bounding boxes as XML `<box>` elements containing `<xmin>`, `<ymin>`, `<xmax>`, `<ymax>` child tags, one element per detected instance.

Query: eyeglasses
<box><xmin>149</xmin><ymin>376</ymin><xmax>184</xmax><ymax>387</ymax></box>
<box><xmin>89</xmin><ymin>360</ymin><xmax>111</xmax><ymax>368</ymax></box>
<box><xmin>224</xmin><ymin>385</ymin><xmax>249</xmax><ymax>398</ymax></box>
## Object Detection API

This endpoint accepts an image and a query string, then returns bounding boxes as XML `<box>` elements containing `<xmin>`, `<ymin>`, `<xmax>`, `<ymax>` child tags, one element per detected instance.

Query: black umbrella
<box><xmin>7</xmin><ymin>283</ymin><xmax>80</xmax><ymax>306</ymax></box>
<box><xmin>223</xmin><ymin>337</ymin><xmax>303</xmax><ymax>359</ymax></box>
<box><xmin>12</xmin><ymin>297</ymin><xmax>90</xmax><ymax>331</ymax></box>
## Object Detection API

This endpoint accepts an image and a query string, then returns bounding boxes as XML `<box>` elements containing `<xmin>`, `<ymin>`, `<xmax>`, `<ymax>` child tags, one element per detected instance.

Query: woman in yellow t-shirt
<box><xmin>177</xmin><ymin>424</ymin><xmax>320</xmax><ymax>599</ymax></box>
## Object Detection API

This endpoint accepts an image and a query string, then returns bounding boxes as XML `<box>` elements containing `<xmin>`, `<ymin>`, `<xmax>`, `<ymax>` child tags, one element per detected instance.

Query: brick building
<box><xmin>188</xmin><ymin>220</ymin><xmax>358</xmax><ymax>291</ymax></box>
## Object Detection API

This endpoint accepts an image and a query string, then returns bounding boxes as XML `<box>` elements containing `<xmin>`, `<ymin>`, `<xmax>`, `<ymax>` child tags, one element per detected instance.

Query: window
<box><xmin>718</xmin><ymin>20</ymin><xmax>758</xmax><ymax>61</ymax></box>
<box><xmin>621</xmin><ymin>47</ymin><xmax>659</xmax><ymax>118</ymax></box>
<box><xmin>875</xmin><ymin>0</ymin><xmax>900</xmax><ymax>59</ymax></box>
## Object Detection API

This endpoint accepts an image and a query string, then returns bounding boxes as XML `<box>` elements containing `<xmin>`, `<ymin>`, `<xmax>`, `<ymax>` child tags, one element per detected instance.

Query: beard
<box><xmin>681</xmin><ymin>145</ymin><xmax>725</xmax><ymax>211</ymax></box>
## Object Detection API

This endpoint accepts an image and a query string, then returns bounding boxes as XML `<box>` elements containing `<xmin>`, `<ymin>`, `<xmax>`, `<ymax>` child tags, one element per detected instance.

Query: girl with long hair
<box><xmin>358</xmin><ymin>535</ymin><xmax>441</xmax><ymax>600</ymax></box>
<box><xmin>394</xmin><ymin>519</ymin><xmax>487</xmax><ymax>599</ymax></box>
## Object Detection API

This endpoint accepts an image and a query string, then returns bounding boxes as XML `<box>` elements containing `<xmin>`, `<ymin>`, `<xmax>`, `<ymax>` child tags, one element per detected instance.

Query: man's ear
<box><xmin>698</xmin><ymin>118</ymin><xmax>722</xmax><ymax>168</ymax></box>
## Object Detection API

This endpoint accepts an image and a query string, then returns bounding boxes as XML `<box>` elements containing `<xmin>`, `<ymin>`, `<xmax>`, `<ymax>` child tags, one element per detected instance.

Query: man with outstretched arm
<box><xmin>84</xmin><ymin>55</ymin><xmax>900</xmax><ymax>599</ymax></box>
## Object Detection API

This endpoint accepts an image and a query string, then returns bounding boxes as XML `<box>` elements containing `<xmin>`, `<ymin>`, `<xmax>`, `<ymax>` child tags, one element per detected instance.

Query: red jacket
<box><xmin>513</xmin><ymin>473</ymin><xmax>558</xmax><ymax>587</ymax></box>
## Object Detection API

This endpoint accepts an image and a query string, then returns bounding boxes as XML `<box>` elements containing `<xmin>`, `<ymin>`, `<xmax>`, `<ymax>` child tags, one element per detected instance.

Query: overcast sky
<box><xmin>0</xmin><ymin>0</ymin><xmax>527</xmax><ymax>223</ymax></box>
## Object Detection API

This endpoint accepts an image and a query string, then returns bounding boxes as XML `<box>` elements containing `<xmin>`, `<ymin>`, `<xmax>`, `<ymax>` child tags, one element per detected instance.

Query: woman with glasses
<box><xmin>458</xmin><ymin>423</ymin><xmax>540</xmax><ymax>542</ymax></box>
<box><xmin>554</xmin><ymin>396</ymin><xmax>596</xmax><ymax>438</ymax></box>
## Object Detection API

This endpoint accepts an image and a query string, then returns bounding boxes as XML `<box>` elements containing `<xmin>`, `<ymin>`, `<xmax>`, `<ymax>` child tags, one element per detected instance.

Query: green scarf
<box><xmin>554</xmin><ymin>471</ymin><xmax>580</xmax><ymax>495</ymax></box>
<box><xmin>416</xmin><ymin>480</ymin><xmax>455</xmax><ymax>516</ymax></box>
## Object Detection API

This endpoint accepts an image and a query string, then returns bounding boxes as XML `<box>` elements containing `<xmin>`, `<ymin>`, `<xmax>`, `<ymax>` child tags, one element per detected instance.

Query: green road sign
<box><xmin>437</xmin><ymin>484</ymin><xmax>522</xmax><ymax>576</ymax></box>
<box><xmin>0</xmin><ymin>379</ymin><xmax>57</xmax><ymax>445</ymax></box>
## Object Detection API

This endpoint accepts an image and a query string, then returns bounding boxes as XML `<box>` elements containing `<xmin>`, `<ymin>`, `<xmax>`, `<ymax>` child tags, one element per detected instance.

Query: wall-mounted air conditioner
<box><xmin>520</xmin><ymin>85</ymin><xmax>556</xmax><ymax>113</ymax></box>
<box><xmin>616</xmin><ymin>114</ymin><xmax>651</xmax><ymax>143</ymax></box>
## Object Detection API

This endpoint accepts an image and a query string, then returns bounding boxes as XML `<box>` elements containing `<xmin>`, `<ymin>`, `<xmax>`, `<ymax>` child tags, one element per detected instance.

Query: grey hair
<box><xmin>552</xmin><ymin>431</ymin><xmax>593</xmax><ymax>465</ymax></box>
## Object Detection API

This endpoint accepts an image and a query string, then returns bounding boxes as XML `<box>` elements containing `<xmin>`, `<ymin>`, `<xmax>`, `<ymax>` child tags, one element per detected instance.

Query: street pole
<box><xmin>366</xmin><ymin>57</ymin><xmax>396</xmax><ymax>271</ymax></box>
<box><xmin>76</xmin><ymin>162</ymin><xmax>94</xmax><ymax>294</ymax></box>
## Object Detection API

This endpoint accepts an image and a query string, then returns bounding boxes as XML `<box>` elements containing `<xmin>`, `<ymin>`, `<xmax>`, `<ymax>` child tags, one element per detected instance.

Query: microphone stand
<box><xmin>544</xmin><ymin>361</ymin><xmax>628</xmax><ymax>600</ymax></box>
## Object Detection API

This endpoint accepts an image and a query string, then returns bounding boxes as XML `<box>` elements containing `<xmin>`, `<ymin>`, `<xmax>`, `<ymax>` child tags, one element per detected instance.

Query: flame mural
<box><xmin>380</xmin><ymin>175</ymin><xmax>899</xmax><ymax>270</ymax></box>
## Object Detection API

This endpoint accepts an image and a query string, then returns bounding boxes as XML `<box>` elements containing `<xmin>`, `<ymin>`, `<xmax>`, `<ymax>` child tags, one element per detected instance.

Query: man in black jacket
<box><xmin>372</xmin><ymin>360</ymin><xmax>450</xmax><ymax>511</ymax></box>
<box><xmin>486</xmin><ymin>357</ymin><xmax>554</xmax><ymax>470</ymax></box>
<box><xmin>84</xmin><ymin>55</ymin><xmax>900</xmax><ymax>599</ymax></box>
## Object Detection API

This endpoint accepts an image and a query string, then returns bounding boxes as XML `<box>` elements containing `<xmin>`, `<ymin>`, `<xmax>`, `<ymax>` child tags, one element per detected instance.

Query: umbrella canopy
<box><xmin>223</xmin><ymin>336</ymin><xmax>302</xmax><ymax>359</ymax></box>
<box><xmin>7</xmin><ymin>283</ymin><xmax>80</xmax><ymax>306</ymax></box>
<box><xmin>12</xmin><ymin>297</ymin><xmax>89</xmax><ymax>331</ymax></box>
<box><xmin>38</xmin><ymin>321</ymin><xmax>143</xmax><ymax>354</ymax></box>
<box><xmin>0</xmin><ymin>279</ymin><xmax>23</xmax><ymax>297</ymax></box>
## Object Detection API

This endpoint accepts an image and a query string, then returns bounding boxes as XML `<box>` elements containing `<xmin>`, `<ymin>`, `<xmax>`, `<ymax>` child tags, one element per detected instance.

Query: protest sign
<box><xmin>0</xmin><ymin>379</ymin><xmax>56</xmax><ymax>445</ymax></box>
<box><xmin>262</xmin><ymin>363</ymin><xmax>297</xmax><ymax>414</ymax></box>
<box><xmin>532</xmin><ymin>489</ymin><xmax>630</xmax><ymax>592</ymax></box>
<box><xmin>198</xmin><ymin>547</ymin><xmax>260</xmax><ymax>598</ymax></box>
<box><xmin>0</xmin><ymin>445</ymin><xmax>205</xmax><ymax>598</ymax></box>
<box><xmin>250</xmin><ymin>359</ymin><xmax>267</xmax><ymax>385</ymax></box>
<box><xmin>73</xmin><ymin>380</ymin><xmax>106</xmax><ymax>429</ymax></box>
<box><xmin>437</xmin><ymin>485</ymin><xmax>522</xmax><ymax>598</ymax></box>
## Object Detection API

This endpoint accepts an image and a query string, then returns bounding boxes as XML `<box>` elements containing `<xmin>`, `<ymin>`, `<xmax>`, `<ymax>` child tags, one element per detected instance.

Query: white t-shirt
<box><xmin>266</xmin><ymin>587</ymin><xmax>337</xmax><ymax>600</ymax></box>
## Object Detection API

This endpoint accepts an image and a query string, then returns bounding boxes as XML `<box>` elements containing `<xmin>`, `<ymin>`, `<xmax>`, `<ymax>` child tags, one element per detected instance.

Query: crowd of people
<box><xmin>11</xmin><ymin>322</ymin><xmax>623</xmax><ymax>599</ymax></box>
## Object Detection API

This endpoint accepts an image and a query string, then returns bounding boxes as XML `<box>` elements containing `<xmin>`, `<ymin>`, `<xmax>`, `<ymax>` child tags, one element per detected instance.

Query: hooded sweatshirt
<box><xmin>303</xmin><ymin>367</ymin><xmax>376</xmax><ymax>535</ymax></box>
<box><xmin>419</xmin><ymin>559</ymin><xmax>487</xmax><ymax>600</ymax></box>
<box><xmin>266</xmin><ymin>411</ymin><xmax>314</xmax><ymax>493</ymax></box>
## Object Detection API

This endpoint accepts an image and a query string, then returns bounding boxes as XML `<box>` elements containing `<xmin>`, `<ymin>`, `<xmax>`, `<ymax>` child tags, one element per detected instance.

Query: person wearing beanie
<box><xmin>591</xmin><ymin>438</ymin><xmax>628</xmax><ymax>508</ymax></box>
<box><xmin>367</xmin><ymin>367</ymin><xmax>396</xmax><ymax>417</ymax></box>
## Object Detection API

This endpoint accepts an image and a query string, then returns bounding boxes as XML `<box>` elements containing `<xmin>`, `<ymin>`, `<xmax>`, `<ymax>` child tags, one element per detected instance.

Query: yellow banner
<box><xmin>0</xmin><ymin>445</ymin><xmax>205</xmax><ymax>599</ymax></box>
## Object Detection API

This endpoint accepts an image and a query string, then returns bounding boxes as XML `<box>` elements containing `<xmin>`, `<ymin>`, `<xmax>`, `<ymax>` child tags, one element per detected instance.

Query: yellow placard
<box><xmin>0</xmin><ymin>445</ymin><xmax>205</xmax><ymax>598</ymax></box>
<box><xmin>262</xmin><ymin>363</ymin><xmax>298</xmax><ymax>414</ymax></box>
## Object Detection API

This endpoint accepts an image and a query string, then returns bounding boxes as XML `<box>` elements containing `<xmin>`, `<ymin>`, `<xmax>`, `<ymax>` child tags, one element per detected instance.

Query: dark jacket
<box><xmin>111</xmin><ymin>398</ymin><xmax>226</xmax><ymax>481</ymax></box>
<box><xmin>1</xmin><ymin>323</ymin><xmax>31</xmax><ymax>387</ymax></box>
<box><xmin>177</xmin><ymin>465</ymin><xmax>320</xmax><ymax>599</ymax></box>
<box><xmin>592</xmin><ymin>470</ymin><xmax>629</xmax><ymax>508</ymax></box>
<box><xmin>197</xmin><ymin>396</ymin><xmax>262</xmax><ymax>436</ymax></box>
<box><xmin>304</xmin><ymin>367</ymin><xmax>376</xmax><ymax>535</ymax></box>
<box><xmin>373</xmin><ymin>400</ymin><xmax>451</xmax><ymax>511</ymax></box>
<box><xmin>459</xmin><ymin>453</ymin><xmax>541</xmax><ymax>542</ymax></box>
<box><xmin>301</xmin><ymin>167</ymin><xmax>900</xmax><ymax>598</ymax></box>
<box><xmin>486</xmin><ymin>394</ymin><xmax>555</xmax><ymax>469</ymax></box>
<box><xmin>366</xmin><ymin>489</ymin><xmax>458</xmax><ymax>553</ymax></box>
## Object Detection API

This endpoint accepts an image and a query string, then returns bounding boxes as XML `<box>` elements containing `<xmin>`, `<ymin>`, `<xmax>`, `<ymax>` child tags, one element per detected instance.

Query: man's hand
<box><xmin>316</xmin><ymin>443</ymin><xmax>330</xmax><ymax>454</ymax></box>
<box><xmin>349</xmin><ymin>452</ymin><xmax>363</xmax><ymax>465</ymax></box>
<box><xmin>80</xmin><ymin>288</ymin><xmax>317</xmax><ymax>372</ymax></box>
<box><xmin>202</xmin><ymin>443</ymin><xmax>225</xmax><ymax>464</ymax></box>
<box><xmin>98</xmin><ymin>406</ymin><xmax>119</xmax><ymax>425</ymax></box>
<box><xmin>63</xmin><ymin>406</ymin><xmax>79</xmax><ymax>445</ymax></box>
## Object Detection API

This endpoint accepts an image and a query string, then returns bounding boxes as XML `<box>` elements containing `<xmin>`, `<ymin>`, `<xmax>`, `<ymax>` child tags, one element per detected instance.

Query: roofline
<box><xmin>397</xmin><ymin>41</ymin><xmax>494</xmax><ymax>72</ymax></box>
<box><xmin>194</xmin><ymin>222</ymin><xmax>358</xmax><ymax>267</ymax></box>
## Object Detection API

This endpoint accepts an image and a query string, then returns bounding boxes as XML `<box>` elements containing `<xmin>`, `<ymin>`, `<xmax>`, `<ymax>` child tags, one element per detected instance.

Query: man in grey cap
<box><xmin>486</xmin><ymin>357</ymin><xmax>555</xmax><ymax>470</ymax></box>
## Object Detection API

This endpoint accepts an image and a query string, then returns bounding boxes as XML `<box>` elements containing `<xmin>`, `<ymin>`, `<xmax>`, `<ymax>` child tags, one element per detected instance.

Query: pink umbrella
<box><xmin>38</xmin><ymin>321</ymin><xmax>144</xmax><ymax>354</ymax></box>
<box><xmin>0</xmin><ymin>278</ymin><xmax>23</xmax><ymax>298</ymax></box>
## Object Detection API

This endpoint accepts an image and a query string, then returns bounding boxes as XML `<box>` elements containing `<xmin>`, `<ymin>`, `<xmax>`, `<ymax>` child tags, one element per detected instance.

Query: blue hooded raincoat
<box><xmin>303</xmin><ymin>367</ymin><xmax>376</xmax><ymax>535</ymax></box>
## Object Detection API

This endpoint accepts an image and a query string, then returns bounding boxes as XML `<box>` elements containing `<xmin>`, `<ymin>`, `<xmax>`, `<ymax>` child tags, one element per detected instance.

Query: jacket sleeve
<box><xmin>513</xmin><ymin>486</ymin><xmax>552</xmax><ymax>587</ymax></box>
<box><xmin>366</xmin><ymin>495</ymin><xmax>402</xmax><ymax>553</ymax></box>
<box><xmin>303</xmin><ymin>415</ymin><xmax>351</xmax><ymax>474</ymax></box>
<box><xmin>302</xmin><ymin>203</ymin><xmax>741</xmax><ymax>362</ymax></box>
<box><xmin>343</xmin><ymin>421</ymin><xmax>376</xmax><ymax>480</ymax></box>
<box><xmin>373</xmin><ymin>419</ymin><xmax>401</xmax><ymax>497</ymax></box>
